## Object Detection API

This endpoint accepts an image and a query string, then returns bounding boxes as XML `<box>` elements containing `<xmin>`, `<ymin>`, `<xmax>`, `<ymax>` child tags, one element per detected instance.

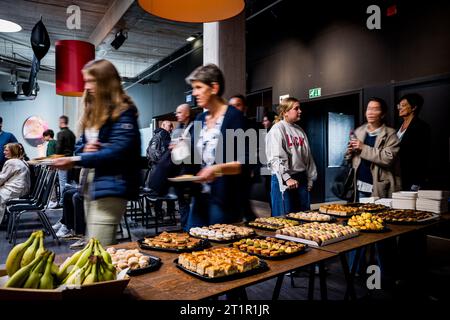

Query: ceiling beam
<box><xmin>88</xmin><ymin>0</ymin><xmax>135</xmax><ymax>47</ymax></box>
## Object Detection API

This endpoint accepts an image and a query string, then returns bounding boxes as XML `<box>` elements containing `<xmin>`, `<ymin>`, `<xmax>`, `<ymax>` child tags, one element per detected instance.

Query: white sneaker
<box><xmin>70</xmin><ymin>238</ymin><xmax>87</xmax><ymax>249</ymax></box>
<box><xmin>56</xmin><ymin>225</ymin><xmax>73</xmax><ymax>238</ymax></box>
<box><xmin>52</xmin><ymin>221</ymin><xmax>63</xmax><ymax>231</ymax></box>
<box><xmin>48</xmin><ymin>201</ymin><xmax>58</xmax><ymax>209</ymax></box>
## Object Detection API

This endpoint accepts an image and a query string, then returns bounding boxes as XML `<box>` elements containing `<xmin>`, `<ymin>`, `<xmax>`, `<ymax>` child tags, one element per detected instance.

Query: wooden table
<box><xmin>112</xmin><ymin>241</ymin><xmax>336</xmax><ymax>300</ymax></box>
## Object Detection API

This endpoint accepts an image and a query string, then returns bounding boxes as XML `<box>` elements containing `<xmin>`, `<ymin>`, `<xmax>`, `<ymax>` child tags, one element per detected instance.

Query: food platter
<box><xmin>137</xmin><ymin>231</ymin><xmax>211</xmax><ymax>253</ymax></box>
<box><xmin>230</xmin><ymin>237</ymin><xmax>308</xmax><ymax>260</ymax></box>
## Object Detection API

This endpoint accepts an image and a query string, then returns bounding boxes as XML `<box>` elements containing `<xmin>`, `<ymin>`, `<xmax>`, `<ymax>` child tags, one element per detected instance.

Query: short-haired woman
<box><xmin>346</xmin><ymin>97</ymin><xmax>401</xmax><ymax>200</ymax></box>
<box><xmin>265</xmin><ymin>97</ymin><xmax>317</xmax><ymax>216</ymax></box>
<box><xmin>184</xmin><ymin>64</ymin><xmax>247</xmax><ymax>229</ymax></box>
<box><xmin>52</xmin><ymin>59</ymin><xmax>141</xmax><ymax>246</ymax></box>
<box><xmin>0</xmin><ymin>143</ymin><xmax>30</xmax><ymax>224</ymax></box>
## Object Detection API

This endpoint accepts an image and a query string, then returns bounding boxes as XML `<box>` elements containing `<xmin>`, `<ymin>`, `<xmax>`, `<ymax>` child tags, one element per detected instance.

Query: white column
<box><xmin>203</xmin><ymin>11</ymin><xmax>246</xmax><ymax>99</ymax></box>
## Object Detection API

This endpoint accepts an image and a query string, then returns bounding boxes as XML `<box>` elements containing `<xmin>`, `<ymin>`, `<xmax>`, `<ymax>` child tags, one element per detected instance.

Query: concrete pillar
<box><xmin>203</xmin><ymin>11</ymin><xmax>246</xmax><ymax>99</ymax></box>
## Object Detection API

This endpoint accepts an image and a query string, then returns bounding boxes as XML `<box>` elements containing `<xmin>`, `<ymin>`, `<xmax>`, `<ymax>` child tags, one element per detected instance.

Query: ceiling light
<box><xmin>138</xmin><ymin>0</ymin><xmax>245</xmax><ymax>23</ymax></box>
<box><xmin>186</xmin><ymin>36</ymin><xmax>196</xmax><ymax>42</ymax></box>
<box><xmin>0</xmin><ymin>19</ymin><xmax>22</xmax><ymax>32</ymax></box>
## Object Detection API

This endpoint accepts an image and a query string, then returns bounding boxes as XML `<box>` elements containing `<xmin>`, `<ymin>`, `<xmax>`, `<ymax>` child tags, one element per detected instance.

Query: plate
<box><xmin>123</xmin><ymin>254</ymin><xmax>162</xmax><ymax>276</ymax></box>
<box><xmin>230</xmin><ymin>237</ymin><xmax>308</xmax><ymax>260</ymax></box>
<box><xmin>246</xmin><ymin>221</ymin><xmax>285</xmax><ymax>231</ymax></box>
<box><xmin>168</xmin><ymin>175</ymin><xmax>202</xmax><ymax>182</ymax></box>
<box><xmin>137</xmin><ymin>236</ymin><xmax>211</xmax><ymax>253</ymax></box>
<box><xmin>174</xmin><ymin>258</ymin><xmax>269</xmax><ymax>282</ymax></box>
<box><xmin>377</xmin><ymin>215</ymin><xmax>440</xmax><ymax>225</ymax></box>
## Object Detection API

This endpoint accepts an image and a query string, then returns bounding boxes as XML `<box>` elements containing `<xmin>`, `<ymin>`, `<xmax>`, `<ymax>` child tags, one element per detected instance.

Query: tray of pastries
<box><xmin>356</xmin><ymin>203</ymin><xmax>389</xmax><ymax>212</ymax></box>
<box><xmin>319</xmin><ymin>204</ymin><xmax>360</xmax><ymax>216</ymax></box>
<box><xmin>248</xmin><ymin>217</ymin><xmax>299</xmax><ymax>230</ymax></box>
<box><xmin>231</xmin><ymin>237</ymin><xmax>307</xmax><ymax>260</ymax></box>
<box><xmin>346</xmin><ymin>213</ymin><xmax>389</xmax><ymax>232</ymax></box>
<box><xmin>189</xmin><ymin>224</ymin><xmax>256</xmax><ymax>243</ymax></box>
<box><xmin>375</xmin><ymin>209</ymin><xmax>440</xmax><ymax>224</ymax></box>
<box><xmin>275</xmin><ymin>222</ymin><xmax>359</xmax><ymax>247</ymax></box>
<box><xmin>138</xmin><ymin>231</ymin><xmax>210</xmax><ymax>253</ymax></box>
<box><xmin>107</xmin><ymin>248</ymin><xmax>162</xmax><ymax>276</ymax></box>
<box><xmin>175</xmin><ymin>247</ymin><xmax>268</xmax><ymax>282</ymax></box>
<box><xmin>286</xmin><ymin>211</ymin><xmax>336</xmax><ymax>223</ymax></box>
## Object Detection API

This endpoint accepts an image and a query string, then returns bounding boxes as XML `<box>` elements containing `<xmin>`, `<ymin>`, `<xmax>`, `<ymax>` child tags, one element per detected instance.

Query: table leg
<box><xmin>272</xmin><ymin>275</ymin><xmax>284</xmax><ymax>300</ymax></box>
<box><xmin>341</xmin><ymin>253</ymin><xmax>357</xmax><ymax>300</ymax></box>
<box><xmin>319</xmin><ymin>261</ymin><xmax>328</xmax><ymax>300</ymax></box>
<box><xmin>308</xmin><ymin>264</ymin><xmax>316</xmax><ymax>300</ymax></box>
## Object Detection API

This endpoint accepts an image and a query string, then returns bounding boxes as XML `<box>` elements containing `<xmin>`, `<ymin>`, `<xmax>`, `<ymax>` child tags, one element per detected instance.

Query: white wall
<box><xmin>0</xmin><ymin>75</ymin><xmax>64</xmax><ymax>158</ymax></box>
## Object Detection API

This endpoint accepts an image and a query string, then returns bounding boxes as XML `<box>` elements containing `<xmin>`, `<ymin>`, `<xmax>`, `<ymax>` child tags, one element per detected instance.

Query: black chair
<box><xmin>143</xmin><ymin>191</ymin><xmax>178</xmax><ymax>233</ymax></box>
<box><xmin>7</xmin><ymin>168</ymin><xmax>59</xmax><ymax>245</ymax></box>
<box><xmin>6</xmin><ymin>165</ymin><xmax>49</xmax><ymax>205</ymax></box>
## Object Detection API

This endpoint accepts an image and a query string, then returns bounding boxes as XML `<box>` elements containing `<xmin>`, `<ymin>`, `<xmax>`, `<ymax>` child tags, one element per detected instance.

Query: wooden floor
<box><xmin>0</xmin><ymin>201</ymin><xmax>437</xmax><ymax>301</ymax></box>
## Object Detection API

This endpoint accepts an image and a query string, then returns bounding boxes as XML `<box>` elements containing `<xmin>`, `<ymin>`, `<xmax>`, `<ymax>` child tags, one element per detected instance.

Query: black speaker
<box><xmin>111</xmin><ymin>30</ymin><xmax>128</xmax><ymax>50</ymax></box>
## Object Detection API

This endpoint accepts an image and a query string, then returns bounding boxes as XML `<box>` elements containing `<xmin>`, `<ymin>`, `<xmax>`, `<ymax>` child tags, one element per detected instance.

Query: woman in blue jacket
<box><xmin>53</xmin><ymin>59</ymin><xmax>141</xmax><ymax>245</ymax></box>
<box><xmin>184</xmin><ymin>64</ymin><xmax>247</xmax><ymax>229</ymax></box>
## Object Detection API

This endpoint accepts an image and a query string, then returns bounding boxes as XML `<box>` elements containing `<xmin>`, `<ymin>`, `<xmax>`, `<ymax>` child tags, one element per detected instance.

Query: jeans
<box><xmin>185</xmin><ymin>193</ymin><xmax>240</xmax><ymax>230</ymax></box>
<box><xmin>270</xmin><ymin>173</ymin><xmax>311</xmax><ymax>216</ymax></box>
<box><xmin>62</xmin><ymin>187</ymin><xmax>85</xmax><ymax>235</ymax></box>
<box><xmin>58</xmin><ymin>170</ymin><xmax>68</xmax><ymax>206</ymax></box>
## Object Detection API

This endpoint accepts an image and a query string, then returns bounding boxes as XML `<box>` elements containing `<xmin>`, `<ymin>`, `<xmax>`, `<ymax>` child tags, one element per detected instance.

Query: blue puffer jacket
<box><xmin>75</xmin><ymin>107</ymin><xmax>141</xmax><ymax>201</ymax></box>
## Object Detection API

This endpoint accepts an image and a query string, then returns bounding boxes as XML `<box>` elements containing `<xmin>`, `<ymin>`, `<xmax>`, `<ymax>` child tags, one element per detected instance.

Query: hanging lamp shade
<box><xmin>55</xmin><ymin>40</ymin><xmax>95</xmax><ymax>97</ymax></box>
<box><xmin>137</xmin><ymin>0</ymin><xmax>245</xmax><ymax>23</ymax></box>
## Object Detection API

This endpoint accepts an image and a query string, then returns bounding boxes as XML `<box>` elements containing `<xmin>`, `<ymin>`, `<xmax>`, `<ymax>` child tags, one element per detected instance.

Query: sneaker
<box><xmin>48</xmin><ymin>201</ymin><xmax>59</xmax><ymax>209</ymax></box>
<box><xmin>70</xmin><ymin>238</ymin><xmax>87</xmax><ymax>249</ymax></box>
<box><xmin>56</xmin><ymin>225</ymin><xmax>73</xmax><ymax>238</ymax></box>
<box><xmin>52</xmin><ymin>221</ymin><xmax>63</xmax><ymax>231</ymax></box>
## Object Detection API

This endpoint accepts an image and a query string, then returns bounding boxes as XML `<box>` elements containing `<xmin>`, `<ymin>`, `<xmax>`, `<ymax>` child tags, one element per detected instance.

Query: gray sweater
<box><xmin>265</xmin><ymin>120</ymin><xmax>317</xmax><ymax>192</ymax></box>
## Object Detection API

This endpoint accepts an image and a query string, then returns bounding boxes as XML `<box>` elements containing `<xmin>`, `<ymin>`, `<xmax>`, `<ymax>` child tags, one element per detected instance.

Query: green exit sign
<box><xmin>309</xmin><ymin>87</ymin><xmax>321</xmax><ymax>98</ymax></box>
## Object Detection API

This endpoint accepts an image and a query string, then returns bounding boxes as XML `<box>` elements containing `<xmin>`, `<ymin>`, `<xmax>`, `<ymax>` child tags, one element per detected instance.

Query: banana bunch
<box><xmin>58</xmin><ymin>238</ymin><xmax>116</xmax><ymax>286</ymax></box>
<box><xmin>4</xmin><ymin>250</ymin><xmax>56</xmax><ymax>289</ymax></box>
<box><xmin>5</xmin><ymin>230</ymin><xmax>50</xmax><ymax>277</ymax></box>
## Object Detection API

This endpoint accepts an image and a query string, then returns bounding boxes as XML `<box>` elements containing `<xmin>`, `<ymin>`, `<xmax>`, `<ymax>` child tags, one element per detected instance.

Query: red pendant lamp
<box><xmin>137</xmin><ymin>0</ymin><xmax>245</xmax><ymax>23</ymax></box>
<box><xmin>55</xmin><ymin>40</ymin><xmax>95</xmax><ymax>97</ymax></box>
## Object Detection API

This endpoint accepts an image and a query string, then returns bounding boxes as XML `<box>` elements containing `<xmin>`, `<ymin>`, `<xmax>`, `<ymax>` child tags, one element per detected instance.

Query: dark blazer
<box><xmin>398</xmin><ymin>116</ymin><xmax>431</xmax><ymax>190</ymax></box>
<box><xmin>75</xmin><ymin>107</ymin><xmax>141</xmax><ymax>200</ymax></box>
<box><xmin>56</xmin><ymin>127</ymin><xmax>76</xmax><ymax>156</ymax></box>
<box><xmin>189</xmin><ymin>106</ymin><xmax>248</xmax><ymax>223</ymax></box>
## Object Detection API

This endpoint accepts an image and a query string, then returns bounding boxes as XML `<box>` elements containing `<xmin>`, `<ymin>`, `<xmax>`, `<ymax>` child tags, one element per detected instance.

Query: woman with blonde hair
<box><xmin>0</xmin><ymin>143</ymin><xmax>30</xmax><ymax>224</ymax></box>
<box><xmin>265</xmin><ymin>97</ymin><xmax>317</xmax><ymax>216</ymax></box>
<box><xmin>53</xmin><ymin>59</ymin><xmax>141</xmax><ymax>245</ymax></box>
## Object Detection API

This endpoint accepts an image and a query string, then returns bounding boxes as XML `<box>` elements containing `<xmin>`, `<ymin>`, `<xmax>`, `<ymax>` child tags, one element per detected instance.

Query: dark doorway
<box><xmin>246</xmin><ymin>88</ymin><xmax>273</xmax><ymax>122</ymax></box>
<box><xmin>394</xmin><ymin>77</ymin><xmax>450</xmax><ymax>190</ymax></box>
<box><xmin>299</xmin><ymin>92</ymin><xmax>361</xmax><ymax>203</ymax></box>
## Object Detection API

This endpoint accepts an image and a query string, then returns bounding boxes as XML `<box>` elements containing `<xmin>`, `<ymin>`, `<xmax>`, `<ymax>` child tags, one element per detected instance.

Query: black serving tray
<box><xmin>137</xmin><ymin>233</ymin><xmax>211</xmax><ymax>253</ymax></box>
<box><xmin>188</xmin><ymin>232</ymin><xmax>257</xmax><ymax>244</ymax></box>
<box><xmin>377</xmin><ymin>215</ymin><xmax>440</xmax><ymax>225</ymax></box>
<box><xmin>230</xmin><ymin>237</ymin><xmax>308</xmax><ymax>260</ymax></box>
<box><xmin>174</xmin><ymin>258</ymin><xmax>269</xmax><ymax>282</ymax></box>
<box><xmin>118</xmin><ymin>253</ymin><xmax>162</xmax><ymax>276</ymax></box>
<box><xmin>246</xmin><ymin>221</ymin><xmax>288</xmax><ymax>231</ymax></box>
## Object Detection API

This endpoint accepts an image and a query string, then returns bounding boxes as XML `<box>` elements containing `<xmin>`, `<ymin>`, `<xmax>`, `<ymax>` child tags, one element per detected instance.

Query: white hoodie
<box><xmin>265</xmin><ymin>120</ymin><xmax>317</xmax><ymax>192</ymax></box>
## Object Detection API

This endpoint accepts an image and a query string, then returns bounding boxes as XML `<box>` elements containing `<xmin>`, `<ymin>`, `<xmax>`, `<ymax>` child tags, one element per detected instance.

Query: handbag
<box><xmin>171</xmin><ymin>123</ymin><xmax>193</xmax><ymax>164</ymax></box>
<box><xmin>331</xmin><ymin>161</ymin><xmax>355</xmax><ymax>201</ymax></box>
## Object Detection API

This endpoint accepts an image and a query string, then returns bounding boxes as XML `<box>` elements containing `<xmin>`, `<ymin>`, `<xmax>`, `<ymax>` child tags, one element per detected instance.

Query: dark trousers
<box><xmin>61</xmin><ymin>187</ymin><xmax>85</xmax><ymax>235</ymax></box>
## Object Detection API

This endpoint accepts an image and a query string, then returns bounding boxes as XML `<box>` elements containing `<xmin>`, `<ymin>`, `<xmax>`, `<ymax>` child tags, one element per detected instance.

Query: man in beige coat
<box><xmin>346</xmin><ymin>98</ymin><xmax>401</xmax><ymax>201</ymax></box>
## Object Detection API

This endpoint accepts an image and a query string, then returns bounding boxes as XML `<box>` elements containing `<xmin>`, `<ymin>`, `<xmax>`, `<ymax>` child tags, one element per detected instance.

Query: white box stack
<box><xmin>416</xmin><ymin>190</ymin><xmax>449</xmax><ymax>214</ymax></box>
<box><xmin>392</xmin><ymin>191</ymin><xmax>418</xmax><ymax>210</ymax></box>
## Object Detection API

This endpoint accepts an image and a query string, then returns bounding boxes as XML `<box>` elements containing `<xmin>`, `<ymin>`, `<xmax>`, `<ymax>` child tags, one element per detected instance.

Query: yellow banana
<box><xmin>82</xmin><ymin>261</ymin><xmax>97</xmax><ymax>285</ymax></box>
<box><xmin>20</xmin><ymin>233</ymin><xmax>40</xmax><ymax>268</ymax></box>
<box><xmin>100</xmin><ymin>260</ymin><xmax>116</xmax><ymax>281</ymax></box>
<box><xmin>5</xmin><ymin>232</ymin><xmax>36</xmax><ymax>276</ymax></box>
<box><xmin>35</xmin><ymin>231</ymin><xmax>45</xmax><ymax>257</ymax></box>
<box><xmin>23</xmin><ymin>251</ymin><xmax>49</xmax><ymax>289</ymax></box>
<box><xmin>96</xmin><ymin>239</ymin><xmax>112</xmax><ymax>264</ymax></box>
<box><xmin>39</xmin><ymin>252</ymin><xmax>55</xmax><ymax>289</ymax></box>
<box><xmin>64</xmin><ymin>261</ymin><xmax>91</xmax><ymax>285</ymax></box>
<box><xmin>57</xmin><ymin>239</ymin><xmax>92</xmax><ymax>280</ymax></box>
<box><xmin>5</xmin><ymin>251</ymin><xmax>44</xmax><ymax>288</ymax></box>
<box><xmin>74</xmin><ymin>239</ymin><xmax>94</xmax><ymax>268</ymax></box>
